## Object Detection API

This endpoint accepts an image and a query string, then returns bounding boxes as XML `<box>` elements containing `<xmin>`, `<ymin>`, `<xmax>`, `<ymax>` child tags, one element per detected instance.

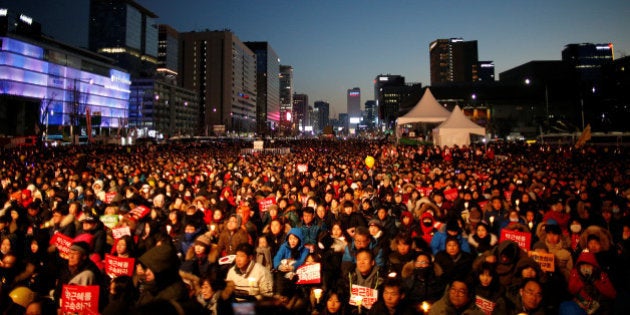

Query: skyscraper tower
<box><xmin>279</xmin><ymin>65</ymin><xmax>294</xmax><ymax>130</ymax></box>
<box><xmin>245</xmin><ymin>42</ymin><xmax>281</xmax><ymax>134</ymax></box>
<box><xmin>429</xmin><ymin>38</ymin><xmax>479</xmax><ymax>85</ymax></box>
<box><xmin>347</xmin><ymin>87</ymin><xmax>361</xmax><ymax>121</ymax></box>
<box><xmin>180</xmin><ymin>30</ymin><xmax>257</xmax><ymax>134</ymax></box>
<box><xmin>89</xmin><ymin>0</ymin><xmax>159</xmax><ymax>78</ymax></box>
<box><xmin>293</xmin><ymin>94</ymin><xmax>309</xmax><ymax>131</ymax></box>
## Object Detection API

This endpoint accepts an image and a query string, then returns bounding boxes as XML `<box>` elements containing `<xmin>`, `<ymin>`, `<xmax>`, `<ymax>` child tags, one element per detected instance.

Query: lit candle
<box><xmin>489</xmin><ymin>216</ymin><xmax>495</xmax><ymax>225</ymax></box>
<box><xmin>248</xmin><ymin>277</ymin><xmax>256</xmax><ymax>295</ymax></box>
<box><xmin>528</xmin><ymin>221</ymin><xmax>534</xmax><ymax>230</ymax></box>
<box><xmin>313</xmin><ymin>288</ymin><xmax>323</xmax><ymax>304</ymax></box>
<box><xmin>464</xmin><ymin>202</ymin><xmax>469</xmax><ymax>209</ymax></box>
<box><xmin>421</xmin><ymin>301</ymin><xmax>431</xmax><ymax>314</ymax></box>
<box><xmin>515</xmin><ymin>199</ymin><xmax>520</xmax><ymax>206</ymax></box>
<box><xmin>354</xmin><ymin>295</ymin><xmax>363</xmax><ymax>314</ymax></box>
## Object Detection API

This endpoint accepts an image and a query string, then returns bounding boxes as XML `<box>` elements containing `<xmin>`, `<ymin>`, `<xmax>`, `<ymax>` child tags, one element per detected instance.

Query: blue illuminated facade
<box><xmin>0</xmin><ymin>36</ymin><xmax>130</xmax><ymax>132</ymax></box>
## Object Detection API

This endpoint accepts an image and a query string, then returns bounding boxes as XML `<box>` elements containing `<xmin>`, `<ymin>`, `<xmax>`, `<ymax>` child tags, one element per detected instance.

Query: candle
<box><xmin>489</xmin><ymin>216</ymin><xmax>495</xmax><ymax>224</ymax></box>
<box><xmin>464</xmin><ymin>202</ymin><xmax>469</xmax><ymax>209</ymax></box>
<box><xmin>248</xmin><ymin>277</ymin><xmax>256</xmax><ymax>295</ymax></box>
<box><xmin>313</xmin><ymin>288</ymin><xmax>322</xmax><ymax>303</ymax></box>
<box><xmin>354</xmin><ymin>295</ymin><xmax>363</xmax><ymax>314</ymax></box>
<box><xmin>421</xmin><ymin>301</ymin><xmax>431</xmax><ymax>314</ymax></box>
<box><xmin>528</xmin><ymin>221</ymin><xmax>534</xmax><ymax>230</ymax></box>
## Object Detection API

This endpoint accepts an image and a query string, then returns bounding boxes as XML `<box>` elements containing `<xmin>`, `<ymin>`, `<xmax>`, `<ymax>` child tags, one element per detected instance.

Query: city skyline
<box><xmin>137</xmin><ymin>0</ymin><xmax>629</xmax><ymax>116</ymax></box>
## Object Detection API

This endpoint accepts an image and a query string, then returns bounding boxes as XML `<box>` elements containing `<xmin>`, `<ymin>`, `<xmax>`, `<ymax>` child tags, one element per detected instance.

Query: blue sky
<box><xmin>144</xmin><ymin>0</ymin><xmax>627</xmax><ymax>116</ymax></box>
<box><xmin>14</xmin><ymin>0</ymin><xmax>629</xmax><ymax>116</ymax></box>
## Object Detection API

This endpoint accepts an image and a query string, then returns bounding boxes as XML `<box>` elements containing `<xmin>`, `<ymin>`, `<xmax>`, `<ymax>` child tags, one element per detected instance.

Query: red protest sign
<box><xmin>499</xmin><ymin>229</ymin><xmax>531</xmax><ymax>252</ymax></box>
<box><xmin>349</xmin><ymin>284</ymin><xmax>378</xmax><ymax>309</ymax></box>
<box><xmin>104</xmin><ymin>254</ymin><xmax>135</xmax><ymax>277</ymax></box>
<box><xmin>61</xmin><ymin>285</ymin><xmax>100</xmax><ymax>315</ymax></box>
<box><xmin>112</xmin><ymin>226</ymin><xmax>131</xmax><ymax>239</ymax></box>
<box><xmin>444</xmin><ymin>188</ymin><xmax>459</xmax><ymax>201</ymax></box>
<box><xmin>50</xmin><ymin>233</ymin><xmax>73</xmax><ymax>258</ymax></box>
<box><xmin>257</xmin><ymin>197</ymin><xmax>276</xmax><ymax>213</ymax></box>
<box><xmin>105</xmin><ymin>192</ymin><xmax>117</xmax><ymax>204</ymax></box>
<box><xmin>475</xmin><ymin>295</ymin><xmax>496</xmax><ymax>315</ymax></box>
<box><xmin>296</xmin><ymin>263</ymin><xmax>321</xmax><ymax>285</ymax></box>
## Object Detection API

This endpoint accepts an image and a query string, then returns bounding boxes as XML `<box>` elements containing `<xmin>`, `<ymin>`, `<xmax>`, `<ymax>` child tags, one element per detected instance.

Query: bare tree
<box><xmin>37</xmin><ymin>93</ymin><xmax>57</xmax><ymax>147</ymax></box>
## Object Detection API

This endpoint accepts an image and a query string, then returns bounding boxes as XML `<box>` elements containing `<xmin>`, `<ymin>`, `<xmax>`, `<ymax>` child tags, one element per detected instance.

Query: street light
<box><xmin>524</xmin><ymin>78</ymin><xmax>550</xmax><ymax>129</ymax></box>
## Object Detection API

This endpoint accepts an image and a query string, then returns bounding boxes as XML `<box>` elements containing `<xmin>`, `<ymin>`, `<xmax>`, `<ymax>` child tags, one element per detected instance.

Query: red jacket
<box><xmin>568</xmin><ymin>251</ymin><xmax>617</xmax><ymax>300</ymax></box>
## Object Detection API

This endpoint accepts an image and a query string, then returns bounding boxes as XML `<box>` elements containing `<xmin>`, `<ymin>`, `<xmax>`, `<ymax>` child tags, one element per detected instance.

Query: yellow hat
<box><xmin>9</xmin><ymin>286</ymin><xmax>36</xmax><ymax>308</ymax></box>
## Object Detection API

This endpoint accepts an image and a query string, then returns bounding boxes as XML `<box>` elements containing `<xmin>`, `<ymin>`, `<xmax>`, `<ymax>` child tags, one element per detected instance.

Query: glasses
<box><xmin>450</xmin><ymin>288</ymin><xmax>468</xmax><ymax>296</ymax></box>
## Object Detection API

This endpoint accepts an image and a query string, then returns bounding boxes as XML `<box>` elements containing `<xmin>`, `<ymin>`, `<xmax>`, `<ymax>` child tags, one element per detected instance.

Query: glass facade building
<box><xmin>0</xmin><ymin>36</ymin><xmax>130</xmax><ymax>135</ymax></box>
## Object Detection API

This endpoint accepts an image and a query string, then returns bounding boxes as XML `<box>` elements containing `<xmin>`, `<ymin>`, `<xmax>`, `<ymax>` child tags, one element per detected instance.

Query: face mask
<box><xmin>570</xmin><ymin>224</ymin><xmax>582</xmax><ymax>233</ymax></box>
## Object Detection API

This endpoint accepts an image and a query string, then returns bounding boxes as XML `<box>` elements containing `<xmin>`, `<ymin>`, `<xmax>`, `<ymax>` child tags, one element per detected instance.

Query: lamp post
<box><xmin>524</xmin><ymin>78</ymin><xmax>549</xmax><ymax>132</ymax></box>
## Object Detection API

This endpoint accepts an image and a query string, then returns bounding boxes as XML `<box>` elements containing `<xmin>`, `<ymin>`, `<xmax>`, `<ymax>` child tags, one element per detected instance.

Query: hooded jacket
<box><xmin>137</xmin><ymin>244</ymin><xmax>189</xmax><ymax>306</ymax></box>
<box><xmin>273</xmin><ymin>227</ymin><xmax>309</xmax><ymax>270</ymax></box>
<box><xmin>568</xmin><ymin>251</ymin><xmax>616</xmax><ymax>301</ymax></box>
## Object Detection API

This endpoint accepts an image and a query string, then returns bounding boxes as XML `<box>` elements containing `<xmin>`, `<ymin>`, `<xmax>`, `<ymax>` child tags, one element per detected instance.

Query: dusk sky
<box><xmin>8</xmin><ymin>1</ymin><xmax>629</xmax><ymax>116</ymax></box>
<box><xmin>136</xmin><ymin>0</ymin><xmax>629</xmax><ymax>116</ymax></box>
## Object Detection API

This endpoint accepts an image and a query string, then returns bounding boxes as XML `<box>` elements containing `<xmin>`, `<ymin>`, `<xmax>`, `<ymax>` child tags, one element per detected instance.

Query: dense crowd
<box><xmin>0</xmin><ymin>139</ymin><xmax>629</xmax><ymax>315</ymax></box>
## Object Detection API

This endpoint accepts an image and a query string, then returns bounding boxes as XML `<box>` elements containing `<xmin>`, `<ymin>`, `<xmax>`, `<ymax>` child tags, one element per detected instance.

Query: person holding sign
<box><xmin>339</xmin><ymin>248</ymin><xmax>384</xmax><ymax>312</ymax></box>
<box><xmin>54</xmin><ymin>240</ymin><xmax>102</xmax><ymax>307</ymax></box>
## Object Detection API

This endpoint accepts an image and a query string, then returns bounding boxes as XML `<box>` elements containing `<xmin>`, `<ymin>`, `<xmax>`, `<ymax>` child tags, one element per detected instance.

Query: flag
<box><xmin>574</xmin><ymin>124</ymin><xmax>591</xmax><ymax>148</ymax></box>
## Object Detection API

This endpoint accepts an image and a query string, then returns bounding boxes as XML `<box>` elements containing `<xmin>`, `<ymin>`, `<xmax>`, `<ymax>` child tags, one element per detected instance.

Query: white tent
<box><xmin>433</xmin><ymin>105</ymin><xmax>486</xmax><ymax>147</ymax></box>
<box><xmin>396</xmin><ymin>88</ymin><xmax>451</xmax><ymax>125</ymax></box>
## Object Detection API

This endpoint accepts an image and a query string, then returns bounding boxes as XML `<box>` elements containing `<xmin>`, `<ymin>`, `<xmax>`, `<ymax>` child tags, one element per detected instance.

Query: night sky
<box><xmin>6</xmin><ymin>0</ymin><xmax>630</xmax><ymax>115</ymax></box>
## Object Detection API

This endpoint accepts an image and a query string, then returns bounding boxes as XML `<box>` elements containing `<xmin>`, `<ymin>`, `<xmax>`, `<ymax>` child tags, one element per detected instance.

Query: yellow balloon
<box><xmin>365</xmin><ymin>156</ymin><xmax>375</xmax><ymax>169</ymax></box>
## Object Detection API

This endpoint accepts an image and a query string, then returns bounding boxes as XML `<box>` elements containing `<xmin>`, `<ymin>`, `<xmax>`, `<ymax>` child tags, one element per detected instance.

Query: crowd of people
<box><xmin>0</xmin><ymin>138</ymin><xmax>629</xmax><ymax>315</ymax></box>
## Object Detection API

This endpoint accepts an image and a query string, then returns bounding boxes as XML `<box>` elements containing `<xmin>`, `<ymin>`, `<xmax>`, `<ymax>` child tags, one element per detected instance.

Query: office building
<box><xmin>0</xmin><ymin>13</ymin><xmax>130</xmax><ymax>138</ymax></box>
<box><xmin>157</xmin><ymin>24</ymin><xmax>179</xmax><ymax>82</ymax></box>
<box><xmin>478</xmin><ymin>61</ymin><xmax>495</xmax><ymax>82</ymax></box>
<box><xmin>180</xmin><ymin>30</ymin><xmax>257</xmax><ymax>134</ymax></box>
<box><xmin>293</xmin><ymin>93</ymin><xmax>308</xmax><ymax>131</ymax></box>
<box><xmin>347</xmin><ymin>87</ymin><xmax>361</xmax><ymax>122</ymax></box>
<box><xmin>245</xmin><ymin>42</ymin><xmax>280</xmax><ymax>134</ymax></box>
<box><xmin>430</xmin><ymin>38</ymin><xmax>479</xmax><ymax>85</ymax></box>
<box><xmin>279</xmin><ymin>65</ymin><xmax>294</xmax><ymax>131</ymax></box>
<box><xmin>364</xmin><ymin>100</ymin><xmax>377</xmax><ymax>128</ymax></box>
<box><xmin>314</xmin><ymin>101</ymin><xmax>330</xmax><ymax>132</ymax></box>
<box><xmin>89</xmin><ymin>0</ymin><xmax>158</xmax><ymax>78</ymax></box>
<box><xmin>129</xmin><ymin>79</ymin><xmax>199</xmax><ymax>138</ymax></box>
<box><xmin>562</xmin><ymin>43</ymin><xmax>614</xmax><ymax>84</ymax></box>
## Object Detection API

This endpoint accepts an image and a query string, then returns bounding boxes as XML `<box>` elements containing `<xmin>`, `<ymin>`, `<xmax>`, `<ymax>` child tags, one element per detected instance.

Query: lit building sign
<box><xmin>0</xmin><ymin>9</ymin><xmax>7</xmax><ymax>17</ymax></box>
<box><xmin>348</xmin><ymin>91</ymin><xmax>360</xmax><ymax>97</ymax></box>
<box><xmin>480</xmin><ymin>63</ymin><xmax>494</xmax><ymax>68</ymax></box>
<box><xmin>596</xmin><ymin>44</ymin><xmax>612</xmax><ymax>50</ymax></box>
<box><xmin>379</xmin><ymin>77</ymin><xmax>389</xmax><ymax>81</ymax></box>
<box><xmin>349</xmin><ymin>117</ymin><xmax>361</xmax><ymax>124</ymax></box>
<box><xmin>19</xmin><ymin>14</ymin><xmax>33</xmax><ymax>25</ymax></box>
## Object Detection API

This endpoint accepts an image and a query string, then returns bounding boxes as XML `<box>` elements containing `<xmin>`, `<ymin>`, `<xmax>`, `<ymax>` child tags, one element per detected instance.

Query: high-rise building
<box><xmin>157</xmin><ymin>24</ymin><xmax>179</xmax><ymax>83</ymax></box>
<box><xmin>430</xmin><ymin>38</ymin><xmax>479</xmax><ymax>85</ymax></box>
<box><xmin>293</xmin><ymin>93</ymin><xmax>308</xmax><ymax>131</ymax></box>
<box><xmin>364</xmin><ymin>100</ymin><xmax>377</xmax><ymax>128</ymax></box>
<box><xmin>279</xmin><ymin>65</ymin><xmax>294</xmax><ymax>130</ymax></box>
<box><xmin>562</xmin><ymin>43</ymin><xmax>614</xmax><ymax>84</ymax></box>
<box><xmin>245</xmin><ymin>42</ymin><xmax>280</xmax><ymax>134</ymax></box>
<box><xmin>89</xmin><ymin>0</ymin><xmax>159</xmax><ymax>78</ymax></box>
<box><xmin>478</xmin><ymin>61</ymin><xmax>495</xmax><ymax>82</ymax></box>
<box><xmin>374</xmin><ymin>74</ymin><xmax>419</xmax><ymax>129</ymax></box>
<box><xmin>347</xmin><ymin>87</ymin><xmax>361</xmax><ymax>121</ymax></box>
<box><xmin>179</xmin><ymin>30</ymin><xmax>257</xmax><ymax>134</ymax></box>
<box><xmin>314</xmin><ymin>101</ymin><xmax>330</xmax><ymax>132</ymax></box>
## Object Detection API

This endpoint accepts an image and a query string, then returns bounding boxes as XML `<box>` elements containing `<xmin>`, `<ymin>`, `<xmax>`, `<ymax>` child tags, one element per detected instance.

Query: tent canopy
<box><xmin>396</xmin><ymin>88</ymin><xmax>451</xmax><ymax>125</ymax></box>
<box><xmin>433</xmin><ymin>105</ymin><xmax>486</xmax><ymax>147</ymax></box>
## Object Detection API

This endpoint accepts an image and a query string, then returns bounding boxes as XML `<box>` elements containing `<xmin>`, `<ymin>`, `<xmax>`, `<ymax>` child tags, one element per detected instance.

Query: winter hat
<box><xmin>195</xmin><ymin>233</ymin><xmax>212</xmax><ymax>247</ymax></box>
<box><xmin>73</xmin><ymin>233</ymin><xmax>95</xmax><ymax>251</ymax></box>
<box><xmin>368</xmin><ymin>219</ymin><xmax>383</xmax><ymax>230</ymax></box>
<box><xmin>69</xmin><ymin>241</ymin><xmax>91</xmax><ymax>255</ymax></box>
